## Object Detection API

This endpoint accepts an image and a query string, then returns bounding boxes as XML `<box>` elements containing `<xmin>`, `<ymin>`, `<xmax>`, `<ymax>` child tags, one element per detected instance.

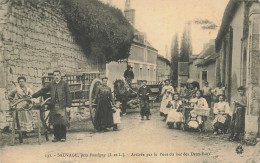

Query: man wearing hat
<box><xmin>8</xmin><ymin>76</ymin><xmax>34</xmax><ymax>138</ymax></box>
<box><xmin>32</xmin><ymin>70</ymin><xmax>71</xmax><ymax>142</ymax></box>
<box><xmin>229</xmin><ymin>86</ymin><xmax>247</xmax><ymax>141</ymax></box>
<box><xmin>138</xmin><ymin>80</ymin><xmax>152</xmax><ymax>120</ymax></box>
<box><xmin>123</xmin><ymin>65</ymin><xmax>134</xmax><ymax>84</ymax></box>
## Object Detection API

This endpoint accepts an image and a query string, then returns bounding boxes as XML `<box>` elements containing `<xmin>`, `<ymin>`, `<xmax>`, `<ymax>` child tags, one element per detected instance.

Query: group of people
<box><xmin>7</xmin><ymin>71</ymin><xmax>71</xmax><ymax>142</ymax></box>
<box><xmin>159</xmin><ymin>79</ymin><xmax>247</xmax><ymax>141</ymax></box>
<box><xmin>7</xmin><ymin>69</ymin><xmax>247</xmax><ymax>143</ymax></box>
<box><xmin>8</xmin><ymin>69</ymin><xmax>154</xmax><ymax>143</ymax></box>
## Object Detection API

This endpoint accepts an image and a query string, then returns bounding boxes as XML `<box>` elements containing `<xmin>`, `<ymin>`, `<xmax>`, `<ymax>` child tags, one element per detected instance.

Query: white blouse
<box><xmin>213</xmin><ymin>102</ymin><xmax>230</xmax><ymax>115</ymax></box>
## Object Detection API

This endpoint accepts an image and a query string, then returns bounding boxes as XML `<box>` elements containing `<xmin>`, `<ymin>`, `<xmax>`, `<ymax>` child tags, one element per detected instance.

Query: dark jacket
<box><xmin>124</xmin><ymin>70</ymin><xmax>134</xmax><ymax>80</ymax></box>
<box><xmin>138</xmin><ymin>86</ymin><xmax>152</xmax><ymax>101</ymax></box>
<box><xmin>32</xmin><ymin>80</ymin><xmax>72</xmax><ymax>108</ymax></box>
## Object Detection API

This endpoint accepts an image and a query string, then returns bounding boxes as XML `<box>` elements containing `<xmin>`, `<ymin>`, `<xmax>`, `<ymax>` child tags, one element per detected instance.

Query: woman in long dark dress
<box><xmin>94</xmin><ymin>77</ymin><xmax>115</xmax><ymax>132</ymax></box>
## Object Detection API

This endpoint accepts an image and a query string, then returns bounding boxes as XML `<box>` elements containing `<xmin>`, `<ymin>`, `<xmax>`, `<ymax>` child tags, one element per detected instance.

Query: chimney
<box><xmin>124</xmin><ymin>0</ymin><xmax>136</xmax><ymax>26</ymax></box>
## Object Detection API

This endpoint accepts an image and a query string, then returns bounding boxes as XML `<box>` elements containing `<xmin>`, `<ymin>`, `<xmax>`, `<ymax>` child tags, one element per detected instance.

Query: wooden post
<box><xmin>11</xmin><ymin>111</ymin><xmax>16</xmax><ymax>146</ymax></box>
<box><xmin>37</xmin><ymin>110</ymin><xmax>41</xmax><ymax>145</ymax></box>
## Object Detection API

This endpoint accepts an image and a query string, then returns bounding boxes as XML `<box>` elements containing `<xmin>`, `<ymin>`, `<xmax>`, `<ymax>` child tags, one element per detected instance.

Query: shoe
<box><xmin>213</xmin><ymin>131</ymin><xmax>218</xmax><ymax>135</ymax></box>
<box><xmin>122</xmin><ymin>113</ymin><xmax>126</xmax><ymax>116</ymax></box>
<box><xmin>113</xmin><ymin>128</ymin><xmax>119</xmax><ymax>131</ymax></box>
<box><xmin>60</xmin><ymin>139</ymin><xmax>66</xmax><ymax>142</ymax></box>
<box><xmin>103</xmin><ymin>128</ymin><xmax>109</xmax><ymax>132</ymax></box>
<box><xmin>146</xmin><ymin>116</ymin><xmax>150</xmax><ymax>120</ymax></box>
<box><xmin>52</xmin><ymin>139</ymin><xmax>58</xmax><ymax>142</ymax></box>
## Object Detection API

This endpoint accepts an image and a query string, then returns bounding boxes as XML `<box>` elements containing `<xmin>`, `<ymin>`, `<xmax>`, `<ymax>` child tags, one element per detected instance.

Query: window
<box><xmin>139</xmin><ymin>68</ymin><xmax>143</xmax><ymax>80</ymax></box>
<box><xmin>242</xmin><ymin>49</ymin><xmax>247</xmax><ymax>86</ymax></box>
<box><xmin>147</xmin><ymin>69</ymin><xmax>150</xmax><ymax>81</ymax></box>
<box><xmin>202</xmin><ymin>71</ymin><xmax>207</xmax><ymax>82</ymax></box>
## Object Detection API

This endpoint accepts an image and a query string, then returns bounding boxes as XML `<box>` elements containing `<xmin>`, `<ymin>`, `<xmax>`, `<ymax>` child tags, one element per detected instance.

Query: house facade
<box><xmin>156</xmin><ymin>55</ymin><xmax>171</xmax><ymax>82</ymax></box>
<box><xmin>215</xmin><ymin>0</ymin><xmax>260</xmax><ymax>139</ymax></box>
<box><xmin>106</xmin><ymin>0</ymin><xmax>158</xmax><ymax>84</ymax></box>
<box><xmin>189</xmin><ymin>39</ymin><xmax>220</xmax><ymax>88</ymax></box>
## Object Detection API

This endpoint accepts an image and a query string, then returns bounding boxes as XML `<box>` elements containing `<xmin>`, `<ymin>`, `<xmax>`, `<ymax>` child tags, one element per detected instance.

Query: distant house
<box><xmin>189</xmin><ymin>39</ymin><xmax>219</xmax><ymax>88</ymax></box>
<box><xmin>215</xmin><ymin>0</ymin><xmax>260</xmax><ymax>139</ymax></box>
<box><xmin>156</xmin><ymin>55</ymin><xmax>171</xmax><ymax>82</ymax></box>
<box><xmin>106</xmin><ymin>0</ymin><xmax>158</xmax><ymax>84</ymax></box>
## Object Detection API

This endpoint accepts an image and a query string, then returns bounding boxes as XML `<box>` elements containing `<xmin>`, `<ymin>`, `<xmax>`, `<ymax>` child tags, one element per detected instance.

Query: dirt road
<box><xmin>0</xmin><ymin>108</ymin><xmax>259</xmax><ymax>163</ymax></box>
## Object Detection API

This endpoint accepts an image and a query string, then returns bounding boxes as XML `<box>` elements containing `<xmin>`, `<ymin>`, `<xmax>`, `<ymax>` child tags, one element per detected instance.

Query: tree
<box><xmin>179</xmin><ymin>28</ymin><xmax>192</xmax><ymax>62</ymax></box>
<box><xmin>170</xmin><ymin>33</ymin><xmax>179</xmax><ymax>85</ymax></box>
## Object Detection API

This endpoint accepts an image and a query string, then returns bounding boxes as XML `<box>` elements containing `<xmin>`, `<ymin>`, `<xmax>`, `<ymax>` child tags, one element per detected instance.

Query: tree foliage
<box><xmin>179</xmin><ymin>29</ymin><xmax>192</xmax><ymax>62</ymax></box>
<box><xmin>170</xmin><ymin>34</ymin><xmax>179</xmax><ymax>85</ymax></box>
<box><xmin>60</xmin><ymin>0</ymin><xmax>134</xmax><ymax>62</ymax></box>
<box><xmin>12</xmin><ymin>0</ymin><xmax>134</xmax><ymax>62</ymax></box>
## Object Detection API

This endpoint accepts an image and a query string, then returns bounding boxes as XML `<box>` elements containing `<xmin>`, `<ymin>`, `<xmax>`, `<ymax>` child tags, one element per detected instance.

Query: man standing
<box><xmin>138</xmin><ymin>80</ymin><xmax>152</xmax><ymax>120</ymax></box>
<box><xmin>124</xmin><ymin>65</ymin><xmax>134</xmax><ymax>84</ymax></box>
<box><xmin>32</xmin><ymin>70</ymin><xmax>71</xmax><ymax>142</ymax></box>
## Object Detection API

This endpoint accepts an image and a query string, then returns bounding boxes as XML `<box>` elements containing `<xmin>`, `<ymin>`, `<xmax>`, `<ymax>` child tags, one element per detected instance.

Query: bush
<box><xmin>60</xmin><ymin>0</ymin><xmax>134</xmax><ymax>62</ymax></box>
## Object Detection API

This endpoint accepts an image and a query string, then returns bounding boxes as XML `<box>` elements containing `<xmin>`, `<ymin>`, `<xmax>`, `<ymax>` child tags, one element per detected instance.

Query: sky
<box><xmin>101</xmin><ymin>0</ymin><xmax>229</xmax><ymax>57</ymax></box>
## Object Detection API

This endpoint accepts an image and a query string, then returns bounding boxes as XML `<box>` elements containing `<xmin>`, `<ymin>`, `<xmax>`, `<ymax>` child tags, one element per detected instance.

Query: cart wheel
<box><xmin>40</xmin><ymin>107</ymin><xmax>52</xmax><ymax>133</ymax></box>
<box><xmin>89</xmin><ymin>78</ymin><xmax>102</xmax><ymax>125</ymax></box>
<box><xmin>40</xmin><ymin>98</ymin><xmax>53</xmax><ymax>133</ymax></box>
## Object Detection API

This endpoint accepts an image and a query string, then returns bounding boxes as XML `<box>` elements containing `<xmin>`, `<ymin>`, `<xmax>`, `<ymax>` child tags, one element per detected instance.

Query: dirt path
<box><xmin>0</xmin><ymin>108</ymin><xmax>259</xmax><ymax>163</ymax></box>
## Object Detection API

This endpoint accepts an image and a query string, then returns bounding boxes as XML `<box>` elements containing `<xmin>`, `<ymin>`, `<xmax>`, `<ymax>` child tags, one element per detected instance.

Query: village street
<box><xmin>0</xmin><ymin>106</ymin><xmax>259</xmax><ymax>163</ymax></box>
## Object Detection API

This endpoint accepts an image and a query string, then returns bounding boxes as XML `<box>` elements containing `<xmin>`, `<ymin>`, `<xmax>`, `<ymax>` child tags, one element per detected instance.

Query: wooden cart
<box><xmin>41</xmin><ymin>72</ymin><xmax>102</xmax><ymax>131</ymax></box>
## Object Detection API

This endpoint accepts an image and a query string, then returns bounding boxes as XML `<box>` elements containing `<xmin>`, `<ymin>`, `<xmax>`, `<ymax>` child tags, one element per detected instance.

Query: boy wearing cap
<box><xmin>229</xmin><ymin>86</ymin><xmax>247</xmax><ymax>141</ymax></box>
<box><xmin>138</xmin><ymin>80</ymin><xmax>152</xmax><ymax>120</ymax></box>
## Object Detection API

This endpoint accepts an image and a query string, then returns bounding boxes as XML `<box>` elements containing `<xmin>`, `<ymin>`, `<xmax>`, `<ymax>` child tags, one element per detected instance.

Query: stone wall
<box><xmin>0</xmin><ymin>1</ymin><xmax>106</xmax><ymax>128</ymax></box>
<box><xmin>0</xmin><ymin>1</ymin><xmax>106</xmax><ymax>98</ymax></box>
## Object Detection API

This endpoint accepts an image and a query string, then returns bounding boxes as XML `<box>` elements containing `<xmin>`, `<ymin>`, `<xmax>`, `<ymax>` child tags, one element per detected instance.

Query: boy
<box><xmin>138</xmin><ymin>80</ymin><xmax>152</xmax><ymax>120</ymax></box>
<box><xmin>229</xmin><ymin>86</ymin><xmax>247</xmax><ymax>141</ymax></box>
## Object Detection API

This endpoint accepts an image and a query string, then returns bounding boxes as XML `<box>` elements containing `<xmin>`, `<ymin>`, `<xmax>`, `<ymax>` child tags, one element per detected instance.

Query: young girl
<box><xmin>166</xmin><ymin>93</ymin><xmax>184</xmax><ymax>129</ymax></box>
<box><xmin>112</xmin><ymin>101</ymin><xmax>122</xmax><ymax>131</ymax></box>
<box><xmin>160</xmin><ymin>79</ymin><xmax>174</xmax><ymax>120</ymax></box>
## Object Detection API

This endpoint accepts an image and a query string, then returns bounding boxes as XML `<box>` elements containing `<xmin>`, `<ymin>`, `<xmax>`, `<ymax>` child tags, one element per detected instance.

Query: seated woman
<box><xmin>189</xmin><ymin>90</ymin><xmax>209</xmax><ymax>129</ymax></box>
<box><xmin>212</xmin><ymin>95</ymin><xmax>230</xmax><ymax>135</ymax></box>
<box><xmin>166</xmin><ymin>93</ymin><xmax>184</xmax><ymax>129</ymax></box>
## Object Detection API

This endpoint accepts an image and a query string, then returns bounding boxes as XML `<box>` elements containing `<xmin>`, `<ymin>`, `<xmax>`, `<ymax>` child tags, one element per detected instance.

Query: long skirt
<box><xmin>166</xmin><ymin>109</ymin><xmax>184</xmax><ymax>123</ymax></box>
<box><xmin>140</xmin><ymin>99</ymin><xmax>151</xmax><ymax>117</ymax></box>
<box><xmin>230</xmin><ymin>107</ymin><xmax>245</xmax><ymax>134</ymax></box>
<box><xmin>212</xmin><ymin>114</ymin><xmax>229</xmax><ymax>133</ymax></box>
<box><xmin>160</xmin><ymin>95</ymin><xmax>172</xmax><ymax>116</ymax></box>
<box><xmin>17</xmin><ymin>110</ymin><xmax>34</xmax><ymax>132</ymax></box>
<box><xmin>94</xmin><ymin>96</ymin><xmax>114</xmax><ymax>130</ymax></box>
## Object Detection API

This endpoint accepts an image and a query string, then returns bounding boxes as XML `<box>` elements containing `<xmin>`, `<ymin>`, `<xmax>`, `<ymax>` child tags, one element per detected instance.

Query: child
<box><xmin>138</xmin><ymin>80</ymin><xmax>152</xmax><ymax>120</ymax></box>
<box><xmin>112</xmin><ymin>101</ymin><xmax>122</xmax><ymax>131</ymax></box>
<box><xmin>229</xmin><ymin>86</ymin><xmax>247</xmax><ymax>141</ymax></box>
<box><xmin>166</xmin><ymin>93</ymin><xmax>184</xmax><ymax>129</ymax></box>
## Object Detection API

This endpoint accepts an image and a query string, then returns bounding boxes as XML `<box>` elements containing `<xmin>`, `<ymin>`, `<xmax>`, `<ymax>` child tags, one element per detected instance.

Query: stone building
<box><xmin>189</xmin><ymin>39</ymin><xmax>219</xmax><ymax>88</ymax></box>
<box><xmin>0</xmin><ymin>1</ymin><xmax>107</xmax><ymax>128</ymax></box>
<box><xmin>106</xmin><ymin>0</ymin><xmax>158</xmax><ymax>84</ymax></box>
<box><xmin>215</xmin><ymin>0</ymin><xmax>260</xmax><ymax>139</ymax></box>
<box><xmin>156</xmin><ymin>55</ymin><xmax>171</xmax><ymax>82</ymax></box>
